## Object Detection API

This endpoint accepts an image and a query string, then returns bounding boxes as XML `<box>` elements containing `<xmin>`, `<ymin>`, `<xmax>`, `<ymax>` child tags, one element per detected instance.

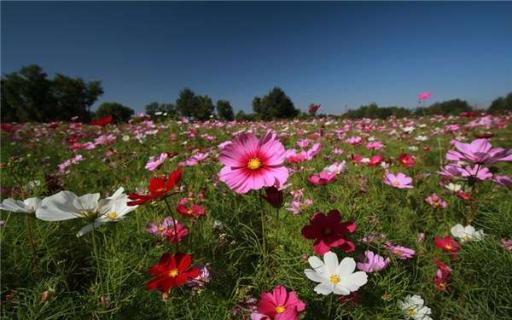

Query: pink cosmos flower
<box><xmin>460</xmin><ymin>165</ymin><xmax>493</xmax><ymax>181</ymax></box>
<box><xmin>250</xmin><ymin>285</ymin><xmax>305</xmax><ymax>320</ymax></box>
<box><xmin>446</xmin><ymin>139</ymin><xmax>512</xmax><ymax>165</ymax></box>
<box><xmin>417</xmin><ymin>91</ymin><xmax>432</xmax><ymax>102</ymax></box>
<box><xmin>145</xmin><ymin>152</ymin><xmax>168</xmax><ymax>171</ymax></box>
<box><xmin>286</xmin><ymin>143</ymin><xmax>321</xmax><ymax>163</ymax></box>
<box><xmin>182</xmin><ymin>152</ymin><xmax>209</xmax><ymax>167</ymax></box>
<box><xmin>356</xmin><ymin>250</ymin><xmax>390</xmax><ymax>273</ymax></box>
<box><xmin>345</xmin><ymin>136</ymin><xmax>362</xmax><ymax>145</ymax></box>
<box><xmin>146</xmin><ymin>217</ymin><xmax>188</xmax><ymax>243</ymax></box>
<box><xmin>366</xmin><ymin>141</ymin><xmax>384</xmax><ymax>150</ymax></box>
<box><xmin>296</xmin><ymin>139</ymin><xmax>311</xmax><ymax>149</ymax></box>
<box><xmin>384</xmin><ymin>242</ymin><xmax>415</xmax><ymax>260</ymax></box>
<box><xmin>286</xmin><ymin>189</ymin><xmax>313</xmax><ymax>215</ymax></box>
<box><xmin>501</xmin><ymin>239</ymin><xmax>512</xmax><ymax>251</ymax></box>
<box><xmin>383</xmin><ymin>172</ymin><xmax>413</xmax><ymax>189</ymax></box>
<box><xmin>494</xmin><ymin>175</ymin><xmax>512</xmax><ymax>188</ymax></box>
<box><xmin>308</xmin><ymin>170</ymin><xmax>336</xmax><ymax>186</ymax></box>
<box><xmin>368</xmin><ymin>155</ymin><xmax>383</xmax><ymax>167</ymax></box>
<box><xmin>219</xmin><ymin>131</ymin><xmax>289</xmax><ymax>194</ymax></box>
<box><xmin>425</xmin><ymin>193</ymin><xmax>448</xmax><ymax>209</ymax></box>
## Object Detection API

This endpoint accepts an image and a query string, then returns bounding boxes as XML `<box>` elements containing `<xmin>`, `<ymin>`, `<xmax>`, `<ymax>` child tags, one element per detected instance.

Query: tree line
<box><xmin>1</xmin><ymin>65</ymin><xmax>510</xmax><ymax>123</ymax></box>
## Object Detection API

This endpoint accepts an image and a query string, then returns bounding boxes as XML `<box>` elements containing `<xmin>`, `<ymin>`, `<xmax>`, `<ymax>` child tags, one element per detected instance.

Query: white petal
<box><xmin>333</xmin><ymin>284</ymin><xmax>351</xmax><ymax>296</ymax></box>
<box><xmin>308</xmin><ymin>255</ymin><xmax>325</xmax><ymax>271</ymax></box>
<box><xmin>0</xmin><ymin>199</ymin><xmax>29</xmax><ymax>213</ymax></box>
<box><xmin>338</xmin><ymin>257</ymin><xmax>356</xmax><ymax>276</ymax></box>
<box><xmin>75</xmin><ymin>193</ymin><xmax>100</xmax><ymax>211</ymax></box>
<box><xmin>323</xmin><ymin>251</ymin><xmax>339</xmax><ymax>274</ymax></box>
<box><xmin>76</xmin><ymin>221</ymin><xmax>103</xmax><ymax>237</ymax></box>
<box><xmin>450</xmin><ymin>224</ymin><xmax>465</xmax><ymax>238</ymax></box>
<box><xmin>23</xmin><ymin>197</ymin><xmax>42</xmax><ymax>212</ymax></box>
<box><xmin>314</xmin><ymin>282</ymin><xmax>333</xmax><ymax>295</ymax></box>
<box><xmin>305</xmin><ymin>269</ymin><xmax>326</xmax><ymax>283</ymax></box>
<box><xmin>343</xmin><ymin>271</ymin><xmax>368</xmax><ymax>291</ymax></box>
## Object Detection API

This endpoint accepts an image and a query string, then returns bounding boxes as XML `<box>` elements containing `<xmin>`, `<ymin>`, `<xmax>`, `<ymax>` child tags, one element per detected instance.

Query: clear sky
<box><xmin>2</xmin><ymin>1</ymin><xmax>512</xmax><ymax>114</ymax></box>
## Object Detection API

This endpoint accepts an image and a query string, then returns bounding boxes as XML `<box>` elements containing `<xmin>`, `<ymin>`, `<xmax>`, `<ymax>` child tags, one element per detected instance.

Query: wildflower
<box><xmin>444</xmin><ymin>182</ymin><xmax>462</xmax><ymax>192</ymax></box>
<box><xmin>383</xmin><ymin>172</ymin><xmax>413</xmax><ymax>189</ymax></box>
<box><xmin>250</xmin><ymin>285</ymin><xmax>306</xmax><ymax>320</ymax></box>
<box><xmin>304</xmin><ymin>251</ymin><xmax>368</xmax><ymax>296</ymax></box>
<box><xmin>450</xmin><ymin>224</ymin><xmax>484</xmax><ymax>242</ymax></box>
<box><xmin>219</xmin><ymin>131</ymin><xmax>289</xmax><ymax>194</ymax></box>
<box><xmin>433</xmin><ymin>258</ymin><xmax>452</xmax><ymax>291</ymax></box>
<box><xmin>398</xmin><ymin>295</ymin><xmax>432</xmax><ymax>320</ymax></box>
<box><xmin>434</xmin><ymin>236</ymin><xmax>461</xmax><ymax>258</ymax></box>
<box><xmin>399</xmin><ymin>153</ymin><xmax>416</xmax><ymax>168</ymax></box>
<box><xmin>366</xmin><ymin>141</ymin><xmax>384</xmax><ymax>150</ymax></box>
<box><xmin>146</xmin><ymin>217</ymin><xmax>188</xmax><ymax>243</ymax></box>
<box><xmin>0</xmin><ymin>197</ymin><xmax>42</xmax><ymax>214</ymax></box>
<box><xmin>128</xmin><ymin>169</ymin><xmax>182</xmax><ymax>205</ymax></box>
<box><xmin>301</xmin><ymin>209</ymin><xmax>356</xmax><ymax>255</ymax></box>
<box><xmin>286</xmin><ymin>189</ymin><xmax>313</xmax><ymax>215</ymax></box>
<box><xmin>425</xmin><ymin>193</ymin><xmax>447</xmax><ymax>209</ymax></box>
<box><xmin>261</xmin><ymin>187</ymin><xmax>284</xmax><ymax>209</ymax></box>
<box><xmin>368</xmin><ymin>155</ymin><xmax>383</xmax><ymax>167</ymax></box>
<box><xmin>186</xmin><ymin>264</ymin><xmax>210</xmax><ymax>289</ymax></box>
<box><xmin>308</xmin><ymin>170</ymin><xmax>336</xmax><ymax>186</ymax></box>
<box><xmin>500</xmin><ymin>239</ymin><xmax>512</xmax><ymax>251</ymax></box>
<box><xmin>145</xmin><ymin>152</ymin><xmax>168</xmax><ymax>171</ymax></box>
<box><xmin>90</xmin><ymin>115</ymin><xmax>113</xmax><ymax>126</ymax></box>
<box><xmin>36</xmin><ymin>191</ymin><xmax>100</xmax><ymax>221</ymax></box>
<box><xmin>345</xmin><ymin>136</ymin><xmax>362</xmax><ymax>145</ymax></box>
<box><xmin>176</xmin><ymin>198</ymin><xmax>206</xmax><ymax>218</ymax></box>
<box><xmin>446</xmin><ymin>138</ymin><xmax>512</xmax><ymax>165</ymax></box>
<box><xmin>146</xmin><ymin>253</ymin><xmax>200</xmax><ymax>293</ymax></box>
<box><xmin>356</xmin><ymin>250</ymin><xmax>390</xmax><ymax>273</ymax></box>
<box><xmin>417</xmin><ymin>91</ymin><xmax>432</xmax><ymax>102</ymax></box>
<box><xmin>384</xmin><ymin>242</ymin><xmax>415</xmax><ymax>260</ymax></box>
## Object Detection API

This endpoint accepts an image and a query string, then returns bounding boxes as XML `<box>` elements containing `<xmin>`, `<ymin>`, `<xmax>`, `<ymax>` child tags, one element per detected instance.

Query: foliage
<box><xmin>342</xmin><ymin>103</ymin><xmax>412</xmax><ymax>119</ymax></box>
<box><xmin>145</xmin><ymin>102</ymin><xmax>176</xmax><ymax>117</ymax></box>
<box><xmin>488</xmin><ymin>92</ymin><xmax>512</xmax><ymax>114</ymax></box>
<box><xmin>216</xmin><ymin>100</ymin><xmax>235</xmax><ymax>121</ymax></box>
<box><xmin>175</xmin><ymin>88</ymin><xmax>215</xmax><ymax>121</ymax></box>
<box><xmin>1</xmin><ymin>65</ymin><xmax>103</xmax><ymax>122</ymax></box>
<box><xmin>252</xmin><ymin>87</ymin><xmax>299</xmax><ymax>120</ymax></box>
<box><xmin>415</xmin><ymin>99</ymin><xmax>472</xmax><ymax>116</ymax></box>
<box><xmin>95</xmin><ymin>102</ymin><xmax>134</xmax><ymax>123</ymax></box>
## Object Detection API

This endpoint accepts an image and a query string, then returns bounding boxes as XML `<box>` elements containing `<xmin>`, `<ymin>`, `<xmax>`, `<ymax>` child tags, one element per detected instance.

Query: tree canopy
<box><xmin>175</xmin><ymin>88</ymin><xmax>214</xmax><ymax>121</ymax></box>
<box><xmin>488</xmin><ymin>92</ymin><xmax>512</xmax><ymax>114</ymax></box>
<box><xmin>95</xmin><ymin>102</ymin><xmax>134</xmax><ymax>123</ymax></box>
<box><xmin>216</xmin><ymin>100</ymin><xmax>234</xmax><ymax>121</ymax></box>
<box><xmin>252</xmin><ymin>87</ymin><xmax>299</xmax><ymax>120</ymax></box>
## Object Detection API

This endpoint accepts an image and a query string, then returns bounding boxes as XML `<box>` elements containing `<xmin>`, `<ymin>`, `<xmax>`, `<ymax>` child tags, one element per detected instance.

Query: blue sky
<box><xmin>2</xmin><ymin>1</ymin><xmax>512</xmax><ymax>114</ymax></box>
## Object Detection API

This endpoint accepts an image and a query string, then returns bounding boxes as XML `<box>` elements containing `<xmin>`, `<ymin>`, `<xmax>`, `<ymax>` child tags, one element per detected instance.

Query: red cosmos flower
<box><xmin>128</xmin><ymin>169</ymin><xmax>182</xmax><ymax>206</ymax></box>
<box><xmin>146</xmin><ymin>253</ymin><xmax>200</xmax><ymax>293</ymax></box>
<box><xmin>368</xmin><ymin>155</ymin><xmax>383</xmax><ymax>167</ymax></box>
<box><xmin>351</xmin><ymin>154</ymin><xmax>363</xmax><ymax>165</ymax></box>
<box><xmin>90</xmin><ymin>115</ymin><xmax>113</xmax><ymax>126</ymax></box>
<box><xmin>176</xmin><ymin>198</ymin><xmax>206</xmax><ymax>218</ymax></box>
<box><xmin>398</xmin><ymin>153</ymin><xmax>416</xmax><ymax>168</ymax></box>
<box><xmin>433</xmin><ymin>258</ymin><xmax>452</xmax><ymax>291</ymax></box>
<box><xmin>434</xmin><ymin>236</ymin><xmax>461</xmax><ymax>258</ymax></box>
<box><xmin>456</xmin><ymin>191</ymin><xmax>472</xmax><ymax>201</ymax></box>
<box><xmin>301</xmin><ymin>209</ymin><xmax>356</xmax><ymax>255</ymax></box>
<box><xmin>261</xmin><ymin>186</ymin><xmax>284</xmax><ymax>208</ymax></box>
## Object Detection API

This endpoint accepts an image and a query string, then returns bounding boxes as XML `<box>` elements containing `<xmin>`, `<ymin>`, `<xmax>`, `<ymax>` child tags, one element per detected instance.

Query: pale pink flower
<box><xmin>384</xmin><ymin>242</ymin><xmax>415</xmax><ymax>260</ymax></box>
<box><xmin>356</xmin><ymin>250</ymin><xmax>390</xmax><ymax>273</ymax></box>
<box><xmin>417</xmin><ymin>91</ymin><xmax>432</xmax><ymax>101</ymax></box>
<box><xmin>446</xmin><ymin>138</ymin><xmax>512</xmax><ymax>165</ymax></box>
<box><xmin>145</xmin><ymin>152</ymin><xmax>168</xmax><ymax>171</ymax></box>
<box><xmin>425</xmin><ymin>193</ymin><xmax>448</xmax><ymax>209</ymax></box>
<box><xmin>383</xmin><ymin>172</ymin><xmax>413</xmax><ymax>189</ymax></box>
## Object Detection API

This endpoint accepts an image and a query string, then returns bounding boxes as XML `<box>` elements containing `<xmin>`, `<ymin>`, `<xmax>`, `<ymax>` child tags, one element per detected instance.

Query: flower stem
<box><xmin>163</xmin><ymin>197</ymin><xmax>180</xmax><ymax>252</ymax></box>
<box><xmin>26</xmin><ymin>214</ymin><xmax>38</xmax><ymax>272</ymax></box>
<box><xmin>91</xmin><ymin>227</ymin><xmax>103</xmax><ymax>293</ymax></box>
<box><xmin>258</xmin><ymin>190</ymin><xmax>267</xmax><ymax>260</ymax></box>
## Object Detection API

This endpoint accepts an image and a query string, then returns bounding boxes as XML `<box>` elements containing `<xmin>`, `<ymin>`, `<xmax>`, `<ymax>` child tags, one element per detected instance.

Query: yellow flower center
<box><xmin>107</xmin><ymin>211</ymin><xmax>118</xmax><ymax>220</ymax></box>
<box><xmin>247</xmin><ymin>158</ymin><xmax>262</xmax><ymax>170</ymax></box>
<box><xmin>406</xmin><ymin>307</ymin><xmax>417</xmax><ymax>317</ymax></box>
<box><xmin>275</xmin><ymin>305</ymin><xmax>286</xmax><ymax>314</ymax></box>
<box><xmin>168</xmin><ymin>268</ymin><xmax>179</xmax><ymax>278</ymax></box>
<box><xmin>329</xmin><ymin>274</ymin><xmax>340</xmax><ymax>284</ymax></box>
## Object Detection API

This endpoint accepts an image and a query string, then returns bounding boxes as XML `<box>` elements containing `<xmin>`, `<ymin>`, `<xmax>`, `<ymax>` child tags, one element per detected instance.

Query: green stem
<box><xmin>91</xmin><ymin>227</ymin><xmax>103</xmax><ymax>293</ymax></box>
<box><xmin>26</xmin><ymin>214</ymin><xmax>38</xmax><ymax>273</ymax></box>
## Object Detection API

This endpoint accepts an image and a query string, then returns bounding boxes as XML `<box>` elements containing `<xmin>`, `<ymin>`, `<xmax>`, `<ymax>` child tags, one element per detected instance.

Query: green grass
<box><xmin>1</xmin><ymin>116</ymin><xmax>512</xmax><ymax>319</ymax></box>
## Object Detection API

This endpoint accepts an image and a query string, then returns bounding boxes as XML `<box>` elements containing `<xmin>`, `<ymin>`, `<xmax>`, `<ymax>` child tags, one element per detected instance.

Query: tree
<box><xmin>145</xmin><ymin>102</ymin><xmax>176</xmax><ymax>117</ymax></box>
<box><xmin>175</xmin><ymin>88</ymin><xmax>214</xmax><ymax>120</ymax></box>
<box><xmin>252</xmin><ymin>87</ymin><xmax>299</xmax><ymax>120</ymax></box>
<box><xmin>1</xmin><ymin>64</ymin><xmax>103</xmax><ymax>122</ymax></box>
<box><xmin>216</xmin><ymin>100</ymin><xmax>234</xmax><ymax>121</ymax></box>
<box><xmin>488</xmin><ymin>93</ymin><xmax>512</xmax><ymax>114</ymax></box>
<box><xmin>95</xmin><ymin>102</ymin><xmax>134</xmax><ymax>123</ymax></box>
<box><xmin>415</xmin><ymin>99</ymin><xmax>472</xmax><ymax>116</ymax></box>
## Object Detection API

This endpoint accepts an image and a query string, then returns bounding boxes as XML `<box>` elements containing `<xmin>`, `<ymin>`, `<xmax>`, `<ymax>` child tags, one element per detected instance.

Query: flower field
<box><xmin>1</xmin><ymin>113</ymin><xmax>512</xmax><ymax>319</ymax></box>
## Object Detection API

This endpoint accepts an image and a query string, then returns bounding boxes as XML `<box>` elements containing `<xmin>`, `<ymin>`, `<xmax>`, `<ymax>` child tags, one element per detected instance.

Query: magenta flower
<box><xmin>417</xmin><ymin>91</ymin><xmax>432</xmax><ymax>102</ymax></box>
<box><xmin>446</xmin><ymin>138</ymin><xmax>512</xmax><ymax>165</ymax></box>
<box><xmin>366</xmin><ymin>141</ymin><xmax>384</xmax><ymax>150</ymax></box>
<box><xmin>356</xmin><ymin>250</ymin><xmax>390</xmax><ymax>273</ymax></box>
<box><xmin>425</xmin><ymin>193</ymin><xmax>448</xmax><ymax>209</ymax></box>
<box><xmin>250</xmin><ymin>285</ymin><xmax>305</xmax><ymax>320</ymax></box>
<box><xmin>219</xmin><ymin>131</ymin><xmax>289</xmax><ymax>194</ymax></box>
<box><xmin>145</xmin><ymin>152</ymin><xmax>168</xmax><ymax>171</ymax></box>
<box><xmin>383</xmin><ymin>172</ymin><xmax>413</xmax><ymax>189</ymax></box>
<box><xmin>460</xmin><ymin>165</ymin><xmax>493</xmax><ymax>181</ymax></box>
<box><xmin>384</xmin><ymin>242</ymin><xmax>415</xmax><ymax>260</ymax></box>
<box><xmin>345</xmin><ymin>136</ymin><xmax>362</xmax><ymax>145</ymax></box>
<box><xmin>308</xmin><ymin>170</ymin><xmax>337</xmax><ymax>186</ymax></box>
<box><xmin>146</xmin><ymin>217</ymin><xmax>188</xmax><ymax>243</ymax></box>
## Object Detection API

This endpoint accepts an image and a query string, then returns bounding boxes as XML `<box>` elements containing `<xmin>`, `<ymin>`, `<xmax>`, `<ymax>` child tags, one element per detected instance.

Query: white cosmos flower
<box><xmin>415</xmin><ymin>135</ymin><xmax>428</xmax><ymax>142</ymax></box>
<box><xmin>0</xmin><ymin>197</ymin><xmax>42</xmax><ymax>213</ymax></box>
<box><xmin>36</xmin><ymin>191</ymin><xmax>100</xmax><ymax>221</ymax></box>
<box><xmin>398</xmin><ymin>295</ymin><xmax>432</xmax><ymax>320</ymax></box>
<box><xmin>304</xmin><ymin>251</ymin><xmax>368</xmax><ymax>296</ymax></box>
<box><xmin>450</xmin><ymin>224</ymin><xmax>484</xmax><ymax>243</ymax></box>
<box><xmin>445</xmin><ymin>183</ymin><xmax>462</xmax><ymax>192</ymax></box>
<box><xmin>76</xmin><ymin>187</ymin><xmax>137</xmax><ymax>237</ymax></box>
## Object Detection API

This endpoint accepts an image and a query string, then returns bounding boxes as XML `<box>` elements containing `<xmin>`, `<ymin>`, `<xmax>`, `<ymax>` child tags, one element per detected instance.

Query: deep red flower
<box><xmin>176</xmin><ymin>197</ymin><xmax>206</xmax><ymax>218</ymax></box>
<box><xmin>456</xmin><ymin>191</ymin><xmax>472</xmax><ymax>201</ymax></box>
<box><xmin>434</xmin><ymin>236</ymin><xmax>461</xmax><ymax>258</ymax></box>
<box><xmin>90</xmin><ymin>115</ymin><xmax>113</xmax><ymax>126</ymax></box>
<box><xmin>261</xmin><ymin>186</ymin><xmax>284</xmax><ymax>209</ymax></box>
<box><xmin>128</xmin><ymin>169</ymin><xmax>182</xmax><ymax>206</ymax></box>
<box><xmin>351</xmin><ymin>154</ymin><xmax>363</xmax><ymax>165</ymax></box>
<box><xmin>146</xmin><ymin>253</ymin><xmax>200</xmax><ymax>293</ymax></box>
<box><xmin>368</xmin><ymin>155</ymin><xmax>383</xmax><ymax>167</ymax></box>
<box><xmin>398</xmin><ymin>153</ymin><xmax>416</xmax><ymax>168</ymax></box>
<box><xmin>301</xmin><ymin>209</ymin><xmax>356</xmax><ymax>255</ymax></box>
<box><xmin>433</xmin><ymin>258</ymin><xmax>452</xmax><ymax>291</ymax></box>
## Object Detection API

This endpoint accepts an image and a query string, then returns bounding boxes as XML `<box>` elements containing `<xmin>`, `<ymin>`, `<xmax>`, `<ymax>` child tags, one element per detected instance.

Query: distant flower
<box><xmin>433</xmin><ymin>258</ymin><xmax>452</xmax><ymax>292</ymax></box>
<box><xmin>398</xmin><ymin>294</ymin><xmax>432</xmax><ymax>320</ymax></box>
<box><xmin>417</xmin><ymin>91</ymin><xmax>432</xmax><ymax>102</ymax></box>
<box><xmin>501</xmin><ymin>239</ymin><xmax>512</xmax><ymax>251</ymax></box>
<box><xmin>146</xmin><ymin>253</ymin><xmax>200</xmax><ymax>293</ymax></box>
<box><xmin>368</xmin><ymin>155</ymin><xmax>384</xmax><ymax>167</ymax></box>
<box><xmin>366</xmin><ymin>141</ymin><xmax>384</xmax><ymax>150</ymax></box>
<box><xmin>384</xmin><ymin>172</ymin><xmax>413</xmax><ymax>189</ymax></box>
<box><xmin>399</xmin><ymin>153</ymin><xmax>416</xmax><ymax>168</ymax></box>
<box><xmin>356</xmin><ymin>250</ymin><xmax>390</xmax><ymax>273</ymax></box>
<box><xmin>450</xmin><ymin>224</ymin><xmax>484</xmax><ymax>242</ymax></box>
<box><xmin>262</xmin><ymin>187</ymin><xmax>284</xmax><ymax>209</ymax></box>
<box><xmin>308</xmin><ymin>170</ymin><xmax>337</xmax><ymax>186</ymax></box>
<box><xmin>444</xmin><ymin>183</ymin><xmax>462</xmax><ymax>193</ymax></box>
<box><xmin>182</xmin><ymin>152</ymin><xmax>209</xmax><ymax>167</ymax></box>
<box><xmin>384</xmin><ymin>242</ymin><xmax>415</xmax><ymax>260</ymax></box>
<box><xmin>301</xmin><ymin>209</ymin><xmax>356</xmax><ymax>255</ymax></box>
<box><xmin>425</xmin><ymin>193</ymin><xmax>447</xmax><ymax>209</ymax></box>
<box><xmin>0</xmin><ymin>197</ymin><xmax>41</xmax><ymax>214</ymax></box>
<box><xmin>434</xmin><ymin>236</ymin><xmax>461</xmax><ymax>258</ymax></box>
<box><xmin>90</xmin><ymin>115</ymin><xmax>112</xmax><ymax>127</ymax></box>
<box><xmin>128</xmin><ymin>169</ymin><xmax>182</xmax><ymax>205</ymax></box>
<box><xmin>145</xmin><ymin>152</ymin><xmax>168</xmax><ymax>171</ymax></box>
<box><xmin>286</xmin><ymin>189</ymin><xmax>313</xmax><ymax>215</ymax></box>
<box><xmin>415</xmin><ymin>135</ymin><xmax>428</xmax><ymax>142</ymax></box>
<box><xmin>345</xmin><ymin>136</ymin><xmax>362</xmax><ymax>145</ymax></box>
<box><xmin>304</xmin><ymin>251</ymin><xmax>368</xmax><ymax>296</ymax></box>
<box><xmin>250</xmin><ymin>285</ymin><xmax>306</xmax><ymax>320</ymax></box>
<box><xmin>176</xmin><ymin>198</ymin><xmax>206</xmax><ymax>218</ymax></box>
<box><xmin>146</xmin><ymin>217</ymin><xmax>188</xmax><ymax>243</ymax></box>
<box><xmin>219</xmin><ymin>131</ymin><xmax>289</xmax><ymax>194</ymax></box>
